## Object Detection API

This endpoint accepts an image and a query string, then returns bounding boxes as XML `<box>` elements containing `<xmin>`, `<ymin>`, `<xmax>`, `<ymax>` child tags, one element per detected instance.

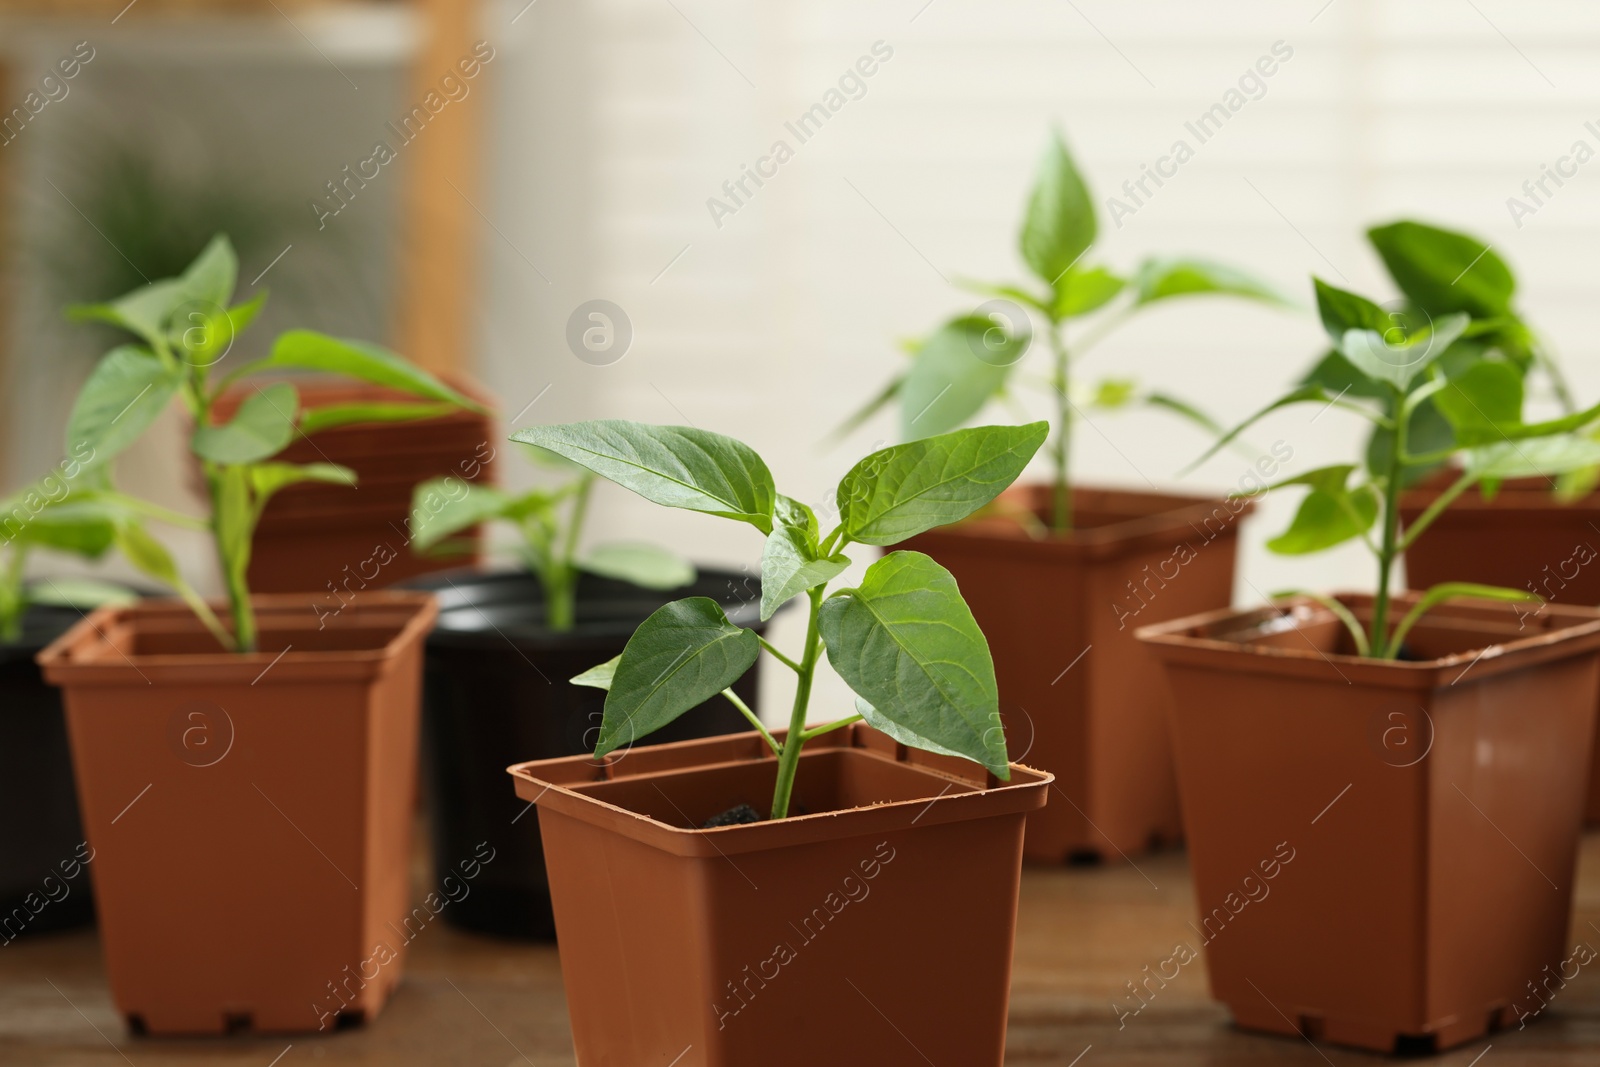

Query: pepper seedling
<box><xmin>65</xmin><ymin>234</ymin><xmax>481</xmax><ymax>652</ymax></box>
<box><xmin>845</xmin><ymin>127</ymin><xmax>1285</xmax><ymax>532</ymax></box>
<box><xmin>512</xmin><ymin>418</ymin><xmax>1047</xmax><ymax>819</ymax></box>
<box><xmin>409</xmin><ymin>445</ymin><xmax>694</xmax><ymax>631</ymax></box>
<box><xmin>1199</xmin><ymin>275</ymin><xmax>1600</xmax><ymax>659</ymax></box>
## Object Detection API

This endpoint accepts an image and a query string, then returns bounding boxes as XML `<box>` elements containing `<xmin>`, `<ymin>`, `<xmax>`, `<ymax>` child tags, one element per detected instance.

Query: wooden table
<box><xmin>7</xmin><ymin>833</ymin><xmax>1600</xmax><ymax>1065</ymax></box>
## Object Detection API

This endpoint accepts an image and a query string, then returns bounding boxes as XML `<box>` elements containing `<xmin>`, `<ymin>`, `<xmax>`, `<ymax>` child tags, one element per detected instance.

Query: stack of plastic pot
<box><xmin>209</xmin><ymin>377</ymin><xmax>496</xmax><ymax>594</ymax></box>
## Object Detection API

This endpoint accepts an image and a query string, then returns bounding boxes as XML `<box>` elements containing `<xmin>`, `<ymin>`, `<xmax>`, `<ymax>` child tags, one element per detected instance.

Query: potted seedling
<box><xmin>848</xmin><ymin>128</ymin><xmax>1286</xmax><ymax>862</ymax></box>
<box><xmin>506</xmin><ymin>418</ymin><xmax>1053</xmax><ymax>1067</ymax></box>
<box><xmin>403</xmin><ymin>446</ymin><xmax>778</xmax><ymax>939</ymax></box>
<box><xmin>37</xmin><ymin>236</ymin><xmax>478</xmax><ymax>1034</ymax></box>
<box><xmin>0</xmin><ymin>485</ymin><xmax>132</xmax><ymax>938</ymax></box>
<box><xmin>1135</xmin><ymin>275</ymin><xmax>1600</xmax><ymax>1054</ymax></box>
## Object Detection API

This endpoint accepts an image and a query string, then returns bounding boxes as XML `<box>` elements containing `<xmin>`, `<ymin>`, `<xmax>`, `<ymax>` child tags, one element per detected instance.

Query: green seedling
<box><xmin>512</xmin><ymin>418</ymin><xmax>1047</xmax><ymax>819</ymax></box>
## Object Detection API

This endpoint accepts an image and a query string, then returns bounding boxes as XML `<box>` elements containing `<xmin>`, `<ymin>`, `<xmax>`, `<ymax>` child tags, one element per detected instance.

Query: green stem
<box><xmin>798</xmin><ymin>713</ymin><xmax>863</xmax><ymax>743</ymax></box>
<box><xmin>1368</xmin><ymin>387</ymin><xmax>1407</xmax><ymax>658</ymax></box>
<box><xmin>1398</xmin><ymin>470</ymin><xmax>1477</xmax><ymax>553</ymax></box>
<box><xmin>721</xmin><ymin>688</ymin><xmax>780</xmax><ymax>754</ymax></box>
<box><xmin>1049</xmin><ymin>318</ymin><xmax>1072</xmax><ymax>532</ymax></box>
<box><xmin>756</xmin><ymin>632</ymin><xmax>803</xmax><ymax>673</ymax></box>
<box><xmin>769</xmin><ymin>587</ymin><xmax>823</xmax><ymax>820</ymax></box>
<box><xmin>0</xmin><ymin>544</ymin><xmax>26</xmax><ymax>642</ymax></box>
<box><xmin>549</xmin><ymin>475</ymin><xmax>595</xmax><ymax>632</ymax></box>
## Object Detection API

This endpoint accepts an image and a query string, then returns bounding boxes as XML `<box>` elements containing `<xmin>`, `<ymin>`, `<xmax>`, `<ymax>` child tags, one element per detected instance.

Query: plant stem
<box><xmin>720</xmin><ymin>687</ymin><xmax>780</xmax><ymax>754</ymax></box>
<box><xmin>798</xmin><ymin>713</ymin><xmax>863</xmax><ymax>742</ymax></box>
<box><xmin>756</xmin><ymin>632</ymin><xmax>803</xmax><ymax>673</ymax></box>
<box><xmin>545</xmin><ymin>475</ymin><xmax>594</xmax><ymax>632</ymax></box>
<box><xmin>1368</xmin><ymin>390</ymin><xmax>1408</xmax><ymax>658</ymax></box>
<box><xmin>0</xmin><ymin>545</ymin><xmax>25</xmax><ymax>642</ymax></box>
<box><xmin>1049</xmin><ymin>318</ymin><xmax>1072</xmax><ymax>532</ymax></box>
<box><xmin>769</xmin><ymin>587</ymin><xmax>823</xmax><ymax>820</ymax></box>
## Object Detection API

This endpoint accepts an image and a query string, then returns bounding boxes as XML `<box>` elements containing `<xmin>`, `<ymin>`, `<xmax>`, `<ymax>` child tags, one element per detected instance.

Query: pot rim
<box><xmin>908</xmin><ymin>481</ymin><xmax>1255</xmax><ymax>560</ymax></box>
<box><xmin>1135</xmin><ymin>591</ymin><xmax>1600</xmax><ymax>688</ymax></box>
<box><xmin>507</xmin><ymin>724</ymin><xmax>1052</xmax><ymax>859</ymax></box>
<box><xmin>36</xmin><ymin>591</ymin><xmax>438</xmax><ymax>686</ymax></box>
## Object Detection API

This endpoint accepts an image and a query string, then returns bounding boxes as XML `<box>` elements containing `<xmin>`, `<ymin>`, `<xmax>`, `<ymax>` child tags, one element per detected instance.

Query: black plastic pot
<box><xmin>406</xmin><ymin>567</ymin><xmax>770</xmax><ymax>939</ymax></box>
<box><xmin>1</xmin><ymin>605</ymin><xmax>95</xmax><ymax>939</ymax></box>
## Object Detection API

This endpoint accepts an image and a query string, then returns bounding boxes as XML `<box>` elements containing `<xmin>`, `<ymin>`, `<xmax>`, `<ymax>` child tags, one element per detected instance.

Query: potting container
<box><xmin>206</xmin><ymin>378</ymin><xmax>496</xmax><ymax>594</ymax></box>
<box><xmin>1137</xmin><ymin>593</ymin><xmax>1600</xmax><ymax>1054</ymax></box>
<box><xmin>1</xmin><ymin>605</ymin><xmax>96</xmax><ymax>939</ymax></box>
<box><xmin>901</xmin><ymin>483</ymin><xmax>1247</xmax><ymax>862</ymax></box>
<box><xmin>1400</xmin><ymin>472</ymin><xmax>1600</xmax><ymax>821</ymax></box>
<box><xmin>410</xmin><ymin>567</ymin><xmax>769</xmax><ymax>938</ymax></box>
<box><xmin>38</xmin><ymin>592</ymin><xmax>437</xmax><ymax>1035</ymax></box>
<box><xmin>509</xmin><ymin>725</ymin><xmax>1051</xmax><ymax>1067</ymax></box>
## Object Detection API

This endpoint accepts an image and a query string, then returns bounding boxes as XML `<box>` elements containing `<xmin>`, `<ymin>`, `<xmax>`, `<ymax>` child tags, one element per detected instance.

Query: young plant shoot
<box><xmin>409</xmin><ymin>445</ymin><xmax>694</xmax><ymax>631</ymax></box>
<box><xmin>0</xmin><ymin>488</ymin><xmax>133</xmax><ymax>642</ymax></box>
<box><xmin>846</xmin><ymin>128</ymin><xmax>1284</xmax><ymax>532</ymax></box>
<box><xmin>1199</xmin><ymin>276</ymin><xmax>1600</xmax><ymax>660</ymax></box>
<box><xmin>66</xmin><ymin>235</ymin><xmax>480</xmax><ymax>653</ymax></box>
<box><xmin>511</xmin><ymin>419</ymin><xmax>1048</xmax><ymax>820</ymax></box>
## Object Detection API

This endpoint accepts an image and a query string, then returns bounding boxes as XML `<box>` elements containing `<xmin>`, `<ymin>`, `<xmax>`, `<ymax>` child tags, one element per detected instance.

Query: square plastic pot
<box><xmin>900</xmin><ymin>483</ymin><xmax>1247</xmax><ymax>862</ymax></box>
<box><xmin>38</xmin><ymin>592</ymin><xmax>437</xmax><ymax>1035</ymax></box>
<box><xmin>508</xmin><ymin>726</ymin><xmax>1051</xmax><ymax>1067</ymax></box>
<box><xmin>1137</xmin><ymin>593</ymin><xmax>1600</xmax><ymax>1054</ymax></box>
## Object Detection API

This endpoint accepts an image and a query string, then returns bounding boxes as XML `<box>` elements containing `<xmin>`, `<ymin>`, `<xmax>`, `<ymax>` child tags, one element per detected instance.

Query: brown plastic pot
<box><xmin>205</xmin><ymin>377</ymin><xmax>496</xmax><ymax>593</ymax></box>
<box><xmin>900</xmin><ymin>483</ymin><xmax>1247</xmax><ymax>862</ymax></box>
<box><xmin>1137</xmin><ymin>593</ymin><xmax>1600</xmax><ymax>1054</ymax></box>
<box><xmin>508</xmin><ymin>725</ymin><xmax>1051</xmax><ymax>1067</ymax></box>
<box><xmin>38</xmin><ymin>592</ymin><xmax>437</xmax><ymax>1035</ymax></box>
<box><xmin>1400</xmin><ymin>472</ymin><xmax>1600</xmax><ymax>821</ymax></box>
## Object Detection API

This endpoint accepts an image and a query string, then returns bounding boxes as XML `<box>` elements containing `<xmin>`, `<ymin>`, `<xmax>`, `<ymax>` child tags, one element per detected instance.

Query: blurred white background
<box><xmin>5</xmin><ymin>0</ymin><xmax>1600</xmax><ymax>716</ymax></box>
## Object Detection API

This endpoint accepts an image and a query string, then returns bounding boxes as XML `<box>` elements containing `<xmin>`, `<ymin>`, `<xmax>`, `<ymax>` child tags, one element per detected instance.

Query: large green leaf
<box><xmin>760</xmin><ymin>522</ymin><xmax>850</xmax><ymax>621</ymax></box>
<box><xmin>511</xmin><ymin>420</ymin><xmax>777</xmax><ymax>533</ymax></box>
<box><xmin>1464</xmin><ymin>436</ymin><xmax>1600</xmax><ymax>480</ymax></box>
<box><xmin>1019</xmin><ymin>129</ymin><xmax>1096</xmax><ymax>287</ymax></box>
<box><xmin>69</xmin><ymin>279</ymin><xmax>189</xmax><ymax>349</ymax></box>
<box><xmin>1313</xmin><ymin>277</ymin><xmax>1392</xmax><ymax>341</ymax></box>
<box><xmin>596</xmin><ymin>597</ymin><xmax>759</xmax><ymax>757</ymax></box>
<box><xmin>66</xmin><ymin>346</ymin><xmax>184</xmax><ymax>470</ymax></box>
<box><xmin>178</xmin><ymin>234</ymin><xmax>239</xmax><ymax>310</ymax></box>
<box><xmin>1054</xmin><ymin>266</ymin><xmax>1125</xmax><ymax>318</ymax></box>
<box><xmin>191</xmin><ymin>382</ymin><xmax>299</xmax><ymax>465</ymax></box>
<box><xmin>299</xmin><ymin>401</ymin><xmax>457</xmax><ymax>436</ymax></box>
<box><xmin>249</xmin><ymin>462</ymin><xmax>356</xmax><ymax>507</ymax></box>
<box><xmin>1263</xmin><ymin>465</ymin><xmax>1380</xmax><ymax>555</ymax></box>
<box><xmin>1338</xmin><ymin>312</ymin><xmax>1471</xmax><ymax>392</ymax></box>
<box><xmin>581</xmin><ymin>543</ymin><xmax>696</xmax><ymax>590</ymax></box>
<box><xmin>1364</xmin><ymin>396</ymin><xmax>1455</xmax><ymax>485</ymax></box>
<box><xmin>1433</xmin><ymin>361</ymin><xmax>1524</xmax><ymax>447</ymax></box>
<box><xmin>898</xmin><ymin>317</ymin><xmax>1021</xmax><ymax>439</ymax></box>
<box><xmin>1367</xmin><ymin>220</ymin><xmax>1514</xmax><ymax>319</ymax></box>
<box><xmin>838</xmin><ymin>422</ymin><xmax>1047</xmax><ymax>546</ymax></box>
<box><xmin>818</xmin><ymin>551</ymin><xmax>1007</xmax><ymax>778</ymax></box>
<box><xmin>409</xmin><ymin>478</ymin><xmax>512</xmax><ymax>552</ymax></box>
<box><xmin>1132</xmin><ymin>258</ymin><xmax>1284</xmax><ymax>307</ymax></box>
<box><xmin>3</xmin><ymin>499</ymin><xmax>115</xmax><ymax>557</ymax></box>
<box><xmin>254</xmin><ymin>331</ymin><xmax>481</xmax><ymax>410</ymax></box>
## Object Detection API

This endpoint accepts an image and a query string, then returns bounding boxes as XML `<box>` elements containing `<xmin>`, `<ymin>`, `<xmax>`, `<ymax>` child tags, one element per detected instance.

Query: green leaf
<box><xmin>1338</xmin><ymin>312</ymin><xmax>1471</xmax><ymax>391</ymax></box>
<box><xmin>571</xmin><ymin>655</ymin><xmax>620</xmax><ymax>690</ymax></box>
<box><xmin>596</xmin><ymin>597</ymin><xmax>760</xmax><ymax>757</ymax></box>
<box><xmin>838</xmin><ymin>422</ymin><xmax>1048</xmax><ymax>546</ymax></box>
<box><xmin>1055</xmin><ymin>266</ymin><xmax>1125</xmax><ymax>318</ymax></box>
<box><xmin>953</xmin><ymin>278</ymin><xmax>1051</xmax><ymax>314</ymax></box>
<box><xmin>774</xmin><ymin>494</ymin><xmax>818</xmax><ymax>541</ymax></box>
<box><xmin>1298</xmin><ymin>348</ymin><xmax>1391</xmax><ymax>401</ymax></box>
<box><xmin>26</xmin><ymin>577</ymin><xmax>136</xmax><ymax>611</ymax></box>
<box><xmin>510</xmin><ymin>420</ymin><xmax>777</xmax><ymax>534</ymax></box>
<box><xmin>760</xmin><ymin>523</ymin><xmax>851</xmax><ymax>622</ymax></box>
<box><xmin>3</xmin><ymin>499</ymin><xmax>115</xmax><ymax>557</ymax></box>
<box><xmin>818</xmin><ymin>551</ymin><xmax>1007</xmax><ymax>778</ymax></box>
<box><xmin>1433</xmin><ymin>361</ymin><xmax>1524</xmax><ymax>447</ymax></box>
<box><xmin>299</xmin><ymin>401</ymin><xmax>457</xmax><ymax>436</ymax></box>
<box><xmin>1087</xmin><ymin>378</ymin><xmax>1139</xmax><ymax>410</ymax></box>
<box><xmin>1313</xmin><ymin>277</ymin><xmax>1392</xmax><ymax>342</ymax></box>
<box><xmin>581</xmin><ymin>543</ymin><xmax>696</xmax><ymax>590</ymax></box>
<box><xmin>1463</xmin><ymin>435</ymin><xmax>1600</xmax><ymax>481</ymax></box>
<box><xmin>254</xmin><ymin>330</ymin><xmax>482</xmax><ymax>410</ymax></box>
<box><xmin>179</xmin><ymin>234</ymin><xmax>238</xmax><ymax>310</ymax></box>
<box><xmin>899</xmin><ymin>317</ymin><xmax>1023</xmax><ymax>439</ymax></box>
<box><xmin>831</xmin><ymin>373</ymin><xmax>903</xmax><ymax>441</ymax></box>
<box><xmin>1384</xmin><ymin>581</ymin><xmax>1537</xmax><ymax>658</ymax></box>
<box><xmin>249</xmin><ymin>462</ymin><xmax>356</xmax><ymax>504</ymax></box>
<box><xmin>1367</xmin><ymin>220</ymin><xmax>1514</xmax><ymax>319</ymax></box>
<box><xmin>1132</xmin><ymin>258</ymin><xmax>1284</xmax><ymax>307</ymax></box>
<box><xmin>409</xmin><ymin>478</ymin><xmax>510</xmax><ymax>552</ymax></box>
<box><xmin>191</xmin><ymin>382</ymin><xmax>299</xmax><ymax>465</ymax></box>
<box><xmin>1187</xmin><ymin>384</ymin><xmax>1357</xmax><ymax>473</ymax></box>
<box><xmin>66</xmin><ymin>346</ymin><xmax>184</xmax><ymax>470</ymax></box>
<box><xmin>1264</xmin><ymin>465</ymin><xmax>1380</xmax><ymax>555</ymax></box>
<box><xmin>1020</xmin><ymin>128</ymin><xmax>1096</xmax><ymax>287</ymax></box>
<box><xmin>111</xmin><ymin>519</ymin><xmax>232</xmax><ymax>650</ymax></box>
<box><xmin>68</xmin><ymin>279</ymin><xmax>189</xmax><ymax>349</ymax></box>
<box><xmin>1365</xmin><ymin>396</ymin><xmax>1454</xmax><ymax>484</ymax></box>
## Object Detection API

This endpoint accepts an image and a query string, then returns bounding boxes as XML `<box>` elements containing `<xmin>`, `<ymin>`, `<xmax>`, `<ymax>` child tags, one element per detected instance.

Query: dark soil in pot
<box><xmin>406</xmin><ymin>567</ymin><xmax>770</xmax><ymax>939</ymax></box>
<box><xmin>1</xmin><ymin>605</ymin><xmax>95</xmax><ymax>939</ymax></box>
